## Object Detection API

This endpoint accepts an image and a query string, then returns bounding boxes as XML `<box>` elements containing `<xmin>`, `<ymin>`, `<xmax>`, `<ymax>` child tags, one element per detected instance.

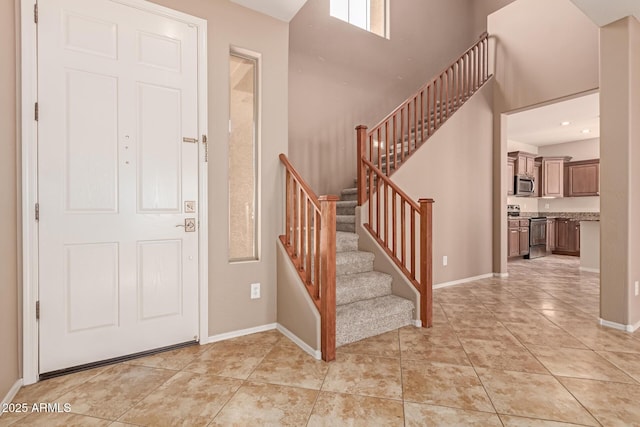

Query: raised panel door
<box><xmin>567</xmin><ymin>161</ymin><xmax>599</xmax><ymax>197</ymax></box>
<box><xmin>508</xmin><ymin>228</ymin><xmax>520</xmax><ymax>257</ymax></box>
<box><xmin>38</xmin><ymin>0</ymin><xmax>200</xmax><ymax>373</ymax></box>
<box><xmin>543</xmin><ymin>159</ymin><xmax>564</xmax><ymax>197</ymax></box>
<box><xmin>519</xmin><ymin>227</ymin><xmax>530</xmax><ymax>256</ymax></box>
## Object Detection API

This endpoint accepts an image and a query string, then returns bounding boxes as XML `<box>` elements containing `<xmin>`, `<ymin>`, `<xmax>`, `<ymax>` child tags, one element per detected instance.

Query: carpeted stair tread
<box><xmin>336</xmin><ymin>271</ymin><xmax>392</xmax><ymax>306</ymax></box>
<box><xmin>336</xmin><ymin>251</ymin><xmax>374</xmax><ymax>276</ymax></box>
<box><xmin>336</xmin><ymin>214</ymin><xmax>355</xmax><ymax>223</ymax></box>
<box><xmin>336</xmin><ymin>295</ymin><xmax>414</xmax><ymax>346</ymax></box>
<box><xmin>337</xmin><ymin>200</ymin><xmax>357</xmax><ymax>215</ymax></box>
<box><xmin>336</xmin><ymin>215</ymin><xmax>356</xmax><ymax>233</ymax></box>
<box><xmin>340</xmin><ymin>188</ymin><xmax>358</xmax><ymax>201</ymax></box>
<box><xmin>336</xmin><ymin>231</ymin><xmax>359</xmax><ymax>253</ymax></box>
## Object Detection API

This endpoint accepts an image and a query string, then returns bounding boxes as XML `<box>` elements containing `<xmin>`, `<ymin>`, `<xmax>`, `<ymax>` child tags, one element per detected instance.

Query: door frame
<box><xmin>20</xmin><ymin>0</ymin><xmax>209</xmax><ymax>385</ymax></box>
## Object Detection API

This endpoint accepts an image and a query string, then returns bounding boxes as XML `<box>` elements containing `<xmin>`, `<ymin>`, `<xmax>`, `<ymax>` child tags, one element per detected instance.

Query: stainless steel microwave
<box><xmin>515</xmin><ymin>175</ymin><xmax>535</xmax><ymax>196</ymax></box>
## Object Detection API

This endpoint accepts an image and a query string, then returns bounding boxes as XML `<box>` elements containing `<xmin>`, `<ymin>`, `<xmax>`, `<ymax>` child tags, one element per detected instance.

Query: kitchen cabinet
<box><xmin>508</xmin><ymin>151</ymin><xmax>536</xmax><ymax>177</ymax></box>
<box><xmin>546</xmin><ymin>218</ymin><xmax>556</xmax><ymax>252</ymax></box>
<box><xmin>536</xmin><ymin>156</ymin><xmax>572</xmax><ymax>198</ymax></box>
<box><xmin>565</xmin><ymin>159</ymin><xmax>599</xmax><ymax>197</ymax></box>
<box><xmin>553</xmin><ymin>218</ymin><xmax>580</xmax><ymax>256</ymax></box>
<box><xmin>508</xmin><ymin>219</ymin><xmax>530</xmax><ymax>257</ymax></box>
<box><xmin>507</xmin><ymin>158</ymin><xmax>515</xmax><ymax>195</ymax></box>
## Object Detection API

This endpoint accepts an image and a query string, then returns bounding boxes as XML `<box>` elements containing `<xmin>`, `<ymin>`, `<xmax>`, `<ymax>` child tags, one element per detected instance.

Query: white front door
<box><xmin>38</xmin><ymin>0</ymin><xmax>200</xmax><ymax>373</ymax></box>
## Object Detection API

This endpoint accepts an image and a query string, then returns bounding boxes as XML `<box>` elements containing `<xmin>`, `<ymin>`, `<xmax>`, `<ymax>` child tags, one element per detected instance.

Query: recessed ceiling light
<box><xmin>561</xmin><ymin>121</ymin><xmax>571</xmax><ymax>126</ymax></box>
<box><xmin>581</xmin><ymin>129</ymin><xmax>591</xmax><ymax>134</ymax></box>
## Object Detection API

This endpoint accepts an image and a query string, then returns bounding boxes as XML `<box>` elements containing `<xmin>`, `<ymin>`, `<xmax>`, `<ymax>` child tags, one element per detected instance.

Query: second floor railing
<box><xmin>357</xmin><ymin>32</ymin><xmax>490</xmax><ymax>205</ymax></box>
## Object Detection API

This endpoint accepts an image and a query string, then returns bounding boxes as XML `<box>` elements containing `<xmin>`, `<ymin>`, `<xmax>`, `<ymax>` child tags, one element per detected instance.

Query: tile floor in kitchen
<box><xmin>3</xmin><ymin>255</ymin><xmax>640</xmax><ymax>426</ymax></box>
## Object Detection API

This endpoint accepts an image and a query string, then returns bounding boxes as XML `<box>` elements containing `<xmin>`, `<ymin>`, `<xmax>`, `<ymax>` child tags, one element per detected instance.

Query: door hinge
<box><xmin>34</xmin><ymin>3</ymin><xmax>38</xmax><ymax>24</ymax></box>
<box><xmin>35</xmin><ymin>203</ymin><xmax>39</xmax><ymax>221</ymax></box>
<box><xmin>202</xmin><ymin>135</ymin><xmax>208</xmax><ymax>163</ymax></box>
<box><xmin>36</xmin><ymin>301</ymin><xmax>40</xmax><ymax>320</ymax></box>
<box><xmin>34</xmin><ymin>102</ymin><xmax>39</xmax><ymax>121</ymax></box>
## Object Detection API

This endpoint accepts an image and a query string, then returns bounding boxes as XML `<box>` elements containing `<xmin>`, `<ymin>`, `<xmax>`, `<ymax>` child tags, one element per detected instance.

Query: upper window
<box><xmin>330</xmin><ymin>0</ymin><xmax>388</xmax><ymax>38</ymax></box>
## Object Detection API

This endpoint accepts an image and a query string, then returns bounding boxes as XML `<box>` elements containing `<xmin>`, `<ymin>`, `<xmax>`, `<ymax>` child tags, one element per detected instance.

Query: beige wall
<box><xmin>276</xmin><ymin>241</ymin><xmax>320</xmax><ymax>351</ymax></box>
<box><xmin>0</xmin><ymin>0</ymin><xmax>19</xmax><ymax>401</ymax></box>
<box><xmin>289</xmin><ymin>0</ymin><xmax>486</xmax><ymax>195</ymax></box>
<box><xmin>629</xmin><ymin>16</ymin><xmax>640</xmax><ymax>327</ymax></box>
<box><xmin>600</xmin><ymin>16</ymin><xmax>640</xmax><ymax>327</ymax></box>
<box><xmin>149</xmin><ymin>0</ymin><xmax>289</xmax><ymax>336</ymax></box>
<box><xmin>487</xmin><ymin>0</ymin><xmax>599</xmax><ymax>274</ymax></box>
<box><xmin>391</xmin><ymin>81</ymin><xmax>494</xmax><ymax>285</ymax></box>
<box><xmin>471</xmin><ymin>0</ymin><xmax>516</xmax><ymax>35</ymax></box>
<box><xmin>538</xmin><ymin>138</ymin><xmax>599</xmax><ymax>161</ymax></box>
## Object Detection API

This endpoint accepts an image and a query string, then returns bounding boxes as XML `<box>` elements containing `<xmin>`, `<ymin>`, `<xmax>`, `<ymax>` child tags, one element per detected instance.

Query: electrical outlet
<box><xmin>545</xmin><ymin>203</ymin><xmax>550</xmax><ymax>209</ymax></box>
<box><xmin>443</xmin><ymin>256</ymin><xmax>448</xmax><ymax>266</ymax></box>
<box><xmin>251</xmin><ymin>283</ymin><xmax>261</xmax><ymax>299</ymax></box>
<box><xmin>635</xmin><ymin>281</ymin><xmax>639</xmax><ymax>297</ymax></box>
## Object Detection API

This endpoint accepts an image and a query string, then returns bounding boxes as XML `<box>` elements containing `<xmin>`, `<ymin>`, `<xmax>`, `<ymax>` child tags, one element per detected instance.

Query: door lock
<box><xmin>176</xmin><ymin>218</ymin><xmax>196</xmax><ymax>232</ymax></box>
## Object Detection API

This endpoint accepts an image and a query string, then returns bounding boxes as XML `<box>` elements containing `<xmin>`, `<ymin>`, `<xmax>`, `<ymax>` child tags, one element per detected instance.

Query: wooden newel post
<box><xmin>356</xmin><ymin>125</ymin><xmax>368</xmax><ymax>206</ymax></box>
<box><xmin>319</xmin><ymin>195</ymin><xmax>339</xmax><ymax>362</ymax></box>
<box><xmin>419</xmin><ymin>198</ymin><xmax>434</xmax><ymax>328</ymax></box>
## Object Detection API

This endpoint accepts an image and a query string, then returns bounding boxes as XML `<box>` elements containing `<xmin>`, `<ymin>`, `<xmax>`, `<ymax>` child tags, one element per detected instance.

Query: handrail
<box><xmin>360</xmin><ymin>156</ymin><xmax>434</xmax><ymax>328</ymax></box>
<box><xmin>279</xmin><ymin>154</ymin><xmax>337</xmax><ymax>362</ymax></box>
<box><xmin>370</xmin><ymin>32</ymin><xmax>489</xmax><ymax>133</ymax></box>
<box><xmin>357</xmin><ymin>33</ymin><xmax>491</xmax><ymax>206</ymax></box>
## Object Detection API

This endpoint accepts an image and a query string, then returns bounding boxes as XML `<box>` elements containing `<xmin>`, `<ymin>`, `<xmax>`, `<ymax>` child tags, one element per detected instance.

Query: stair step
<box><xmin>340</xmin><ymin>187</ymin><xmax>358</xmax><ymax>201</ymax></box>
<box><xmin>336</xmin><ymin>251</ymin><xmax>374</xmax><ymax>276</ymax></box>
<box><xmin>337</xmin><ymin>200</ymin><xmax>357</xmax><ymax>216</ymax></box>
<box><xmin>336</xmin><ymin>271</ymin><xmax>392</xmax><ymax>306</ymax></box>
<box><xmin>336</xmin><ymin>214</ymin><xmax>355</xmax><ymax>232</ymax></box>
<box><xmin>336</xmin><ymin>231</ymin><xmax>358</xmax><ymax>253</ymax></box>
<box><xmin>336</xmin><ymin>295</ymin><xmax>414</xmax><ymax>346</ymax></box>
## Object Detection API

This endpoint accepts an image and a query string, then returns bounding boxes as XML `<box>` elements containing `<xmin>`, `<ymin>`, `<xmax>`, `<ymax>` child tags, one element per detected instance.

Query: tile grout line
<box><xmin>206</xmin><ymin>333</ymin><xmax>282</xmax><ymax>426</ymax></box>
<box><xmin>441</xmin><ymin>301</ymin><xmax>505</xmax><ymax>426</ymax></box>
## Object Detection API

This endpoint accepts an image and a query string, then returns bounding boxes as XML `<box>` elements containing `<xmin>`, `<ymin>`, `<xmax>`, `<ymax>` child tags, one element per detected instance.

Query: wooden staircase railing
<box><xmin>357</xmin><ymin>32</ymin><xmax>490</xmax><ymax>203</ymax></box>
<box><xmin>279</xmin><ymin>154</ymin><xmax>337</xmax><ymax>362</ymax></box>
<box><xmin>360</xmin><ymin>156</ymin><xmax>434</xmax><ymax>328</ymax></box>
<box><xmin>353</xmin><ymin>33</ymin><xmax>490</xmax><ymax>328</ymax></box>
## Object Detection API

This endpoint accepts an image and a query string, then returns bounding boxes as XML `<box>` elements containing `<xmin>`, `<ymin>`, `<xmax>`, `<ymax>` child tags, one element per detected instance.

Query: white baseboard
<box><xmin>599</xmin><ymin>318</ymin><xmax>640</xmax><ymax>333</ymax></box>
<box><xmin>434</xmin><ymin>273</ymin><xmax>494</xmax><ymax>290</ymax></box>
<box><xmin>493</xmin><ymin>272</ymin><xmax>508</xmax><ymax>278</ymax></box>
<box><xmin>201</xmin><ymin>323</ymin><xmax>277</xmax><ymax>345</ymax></box>
<box><xmin>579</xmin><ymin>266</ymin><xmax>600</xmax><ymax>273</ymax></box>
<box><xmin>414</xmin><ymin>319</ymin><xmax>422</xmax><ymax>327</ymax></box>
<box><xmin>1</xmin><ymin>379</ymin><xmax>23</xmax><ymax>411</ymax></box>
<box><xmin>276</xmin><ymin>324</ymin><xmax>321</xmax><ymax>360</ymax></box>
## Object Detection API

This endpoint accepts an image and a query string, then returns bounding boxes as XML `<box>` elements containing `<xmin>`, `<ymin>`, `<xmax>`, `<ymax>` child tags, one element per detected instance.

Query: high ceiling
<box><xmin>571</xmin><ymin>0</ymin><xmax>640</xmax><ymax>27</ymax></box>
<box><xmin>229</xmin><ymin>0</ymin><xmax>308</xmax><ymax>22</ymax></box>
<box><xmin>507</xmin><ymin>92</ymin><xmax>599</xmax><ymax>147</ymax></box>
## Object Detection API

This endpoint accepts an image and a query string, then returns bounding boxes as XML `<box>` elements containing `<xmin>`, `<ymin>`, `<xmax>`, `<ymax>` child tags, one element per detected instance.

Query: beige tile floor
<box><xmin>4</xmin><ymin>255</ymin><xmax>640</xmax><ymax>426</ymax></box>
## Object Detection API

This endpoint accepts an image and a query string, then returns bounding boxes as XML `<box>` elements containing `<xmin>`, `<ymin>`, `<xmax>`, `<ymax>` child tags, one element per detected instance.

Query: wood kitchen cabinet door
<box><xmin>553</xmin><ymin>218</ymin><xmax>580</xmax><ymax>256</ymax></box>
<box><xmin>519</xmin><ymin>227</ymin><xmax>530</xmax><ymax>256</ymax></box>
<box><xmin>546</xmin><ymin>219</ymin><xmax>556</xmax><ymax>251</ymax></box>
<box><xmin>540</xmin><ymin>158</ymin><xmax>565</xmax><ymax>197</ymax></box>
<box><xmin>507</xmin><ymin>158</ymin><xmax>515</xmax><ymax>195</ymax></box>
<box><xmin>508</xmin><ymin>228</ymin><xmax>520</xmax><ymax>257</ymax></box>
<box><xmin>565</xmin><ymin>159</ymin><xmax>599</xmax><ymax>197</ymax></box>
<box><xmin>555</xmin><ymin>219</ymin><xmax>571</xmax><ymax>251</ymax></box>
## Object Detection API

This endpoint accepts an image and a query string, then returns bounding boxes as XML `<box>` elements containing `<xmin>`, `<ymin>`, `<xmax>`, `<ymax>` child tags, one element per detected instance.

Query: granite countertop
<box><xmin>518</xmin><ymin>212</ymin><xmax>600</xmax><ymax>221</ymax></box>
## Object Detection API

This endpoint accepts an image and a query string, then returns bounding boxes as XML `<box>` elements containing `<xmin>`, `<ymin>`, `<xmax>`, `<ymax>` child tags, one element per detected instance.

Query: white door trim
<box><xmin>20</xmin><ymin>0</ymin><xmax>209</xmax><ymax>385</ymax></box>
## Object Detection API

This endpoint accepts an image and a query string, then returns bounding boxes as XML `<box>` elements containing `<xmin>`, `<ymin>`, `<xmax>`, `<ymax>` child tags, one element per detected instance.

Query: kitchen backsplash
<box><xmin>506</xmin><ymin>195</ymin><xmax>600</xmax><ymax>213</ymax></box>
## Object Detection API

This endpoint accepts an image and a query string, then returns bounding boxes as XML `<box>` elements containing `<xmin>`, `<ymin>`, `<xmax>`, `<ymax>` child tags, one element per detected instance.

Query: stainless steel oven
<box><xmin>526</xmin><ymin>217</ymin><xmax>549</xmax><ymax>259</ymax></box>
